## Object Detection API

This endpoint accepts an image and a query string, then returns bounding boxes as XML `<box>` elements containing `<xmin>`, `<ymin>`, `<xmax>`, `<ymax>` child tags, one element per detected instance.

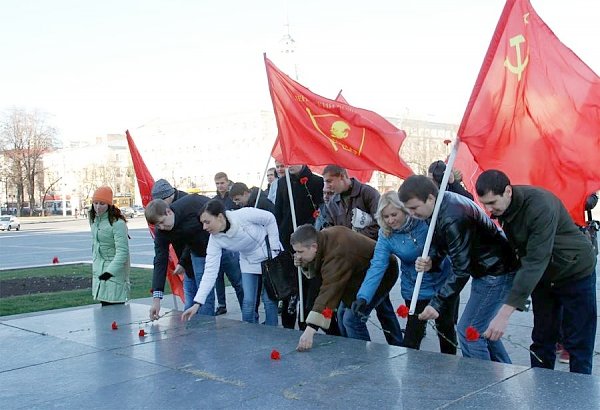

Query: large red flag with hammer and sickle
<box><xmin>456</xmin><ymin>0</ymin><xmax>600</xmax><ymax>225</ymax></box>
<box><xmin>126</xmin><ymin>130</ymin><xmax>185</xmax><ymax>302</ymax></box>
<box><xmin>265</xmin><ymin>55</ymin><xmax>413</xmax><ymax>179</ymax></box>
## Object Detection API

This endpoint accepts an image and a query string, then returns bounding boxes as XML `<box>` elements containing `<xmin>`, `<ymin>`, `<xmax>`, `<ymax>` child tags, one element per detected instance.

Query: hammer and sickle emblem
<box><xmin>504</xmin><ymin>34</ymin><xmax>529</xmax><ymax>81</ymax></box>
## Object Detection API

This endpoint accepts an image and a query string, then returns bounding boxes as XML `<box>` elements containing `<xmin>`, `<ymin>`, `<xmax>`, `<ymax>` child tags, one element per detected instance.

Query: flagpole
<box><xmin>254</xmin><ymin>153</ymin><xmax>272</xmax><ymax>208</ymax></box>
<box><xmin>284</xmin><ymin>167</ymin><xmax>305</xmax><ymax>322</ymax></box>
<box><xmin>408</xmin><ymin>138</ymin><xmax>460</xmax><ymax>315</ymax></box>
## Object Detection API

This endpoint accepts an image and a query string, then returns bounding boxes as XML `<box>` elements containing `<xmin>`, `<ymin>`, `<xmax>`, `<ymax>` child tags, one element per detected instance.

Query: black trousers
<box><xmin>402</xmin><ymin>295</ymin><xmax>459</xmax><ymax>355</ymax></box>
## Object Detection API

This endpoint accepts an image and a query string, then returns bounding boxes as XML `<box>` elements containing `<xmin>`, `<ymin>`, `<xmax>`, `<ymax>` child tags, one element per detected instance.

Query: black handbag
<box><xmin>261</xmin><ymin>235</ymin><xmax>297</xmax><ymax>301</ymax></box>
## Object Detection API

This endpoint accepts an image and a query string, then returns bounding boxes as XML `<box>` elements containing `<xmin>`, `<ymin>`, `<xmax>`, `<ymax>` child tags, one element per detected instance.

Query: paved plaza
<box><xmin>2</xmin><ymin>274</ymin><xmax>599</xmax><ymax>409</ymax></box>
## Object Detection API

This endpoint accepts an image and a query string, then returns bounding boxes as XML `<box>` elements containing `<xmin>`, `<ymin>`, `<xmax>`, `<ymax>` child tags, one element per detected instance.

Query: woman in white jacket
<box><xmin>182</xmin><ymin>199</ymin><xmax>281</xmax><ymax>325</ymax></box>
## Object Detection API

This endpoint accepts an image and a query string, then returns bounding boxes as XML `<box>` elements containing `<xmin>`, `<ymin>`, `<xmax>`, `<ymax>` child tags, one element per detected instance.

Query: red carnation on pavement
<box><xmin>111</xmin><ymin>321</ymin><xmax>118</xmax><ymax>330</ymax></box>
<box><xmin>465</xmin><ymin>326</ymin><xmax>480</xmax><ymax>342</ymax></box>
<box><xmin>312</xmin><ymin>210</ymin><xmax>320</xmax><ymax>219</ymax></box>
<box><xmin>299</xmin><ymin>177</ymin><xmax>309</xmax><ymax>185</ymax></box>
<box><xmin>270</xmin><ymin>349</ymin><xmax>281</xmax><ymax>360</ymax></box>
<box><xmin>396</xmin><ymin>304</ymin><xmax>409</xmax><ymax>318</ymax></box>
<box><xmin>138</xmin><ymin>329</ymin><xmax>146</xmax><ymax>337</ymax></box>
<box><xmin>322</xmin><ymin>307</ymin><xmax>333</xmax><ymax>319</ymax></box>
<box><xmin>52</xmin><ymin>256</ymin><xmax>59</xmax><ymax>264</ymax></box>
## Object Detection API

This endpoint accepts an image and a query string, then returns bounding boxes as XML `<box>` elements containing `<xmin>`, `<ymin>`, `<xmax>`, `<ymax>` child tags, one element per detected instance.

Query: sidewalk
<box><xmin>15</xmin><ymin>215</ymin><xmax>80</xmax><ymax>224</ymax></box>
<box><xmin>2</xmin><ymin>293</ymin><xmax>599</xmax><ymax>409</ymax></box>
<box><xmin>134</xmin><ymin>273</ymin><xmax>600</xmax><ymax>377</ymax></box>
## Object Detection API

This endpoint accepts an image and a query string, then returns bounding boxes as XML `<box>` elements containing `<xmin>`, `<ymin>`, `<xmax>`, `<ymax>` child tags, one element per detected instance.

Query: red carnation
<box><xmin>312</xmin><ymin>210</ymin><xmax>320</xmax><ymax>219</ymax></box>
<box><xmin>111</xmin><ymin>321</ymin><xmax>118</xmax><ymax>330</ymax></box>
<box><xmin>270</xmin><ymin>349</ymin><xmax>281</xmax><ymax>360</ymax></box>
<box><xmin>465</xmin><ymin>326</ymin><xmax>480</xmax><ymax>342</ymax></box>
<box><xmin>322</xmin><ymin>307</ymin><xmax>333</xmax><ymax>319</ymax></box>
<box><xmin>299</xmin><ymin>177</ymin><xmax>309</xmax><ymax>185</ymax></box>
<box><xmin>396</xmin><ymin>304</ymin><xmax>409</xmax><ymax>318</ymax></box>
<box><xmin>138</xmin><ymin>329</ymin><xmax>146</xmax><ymax>337</ymax></box>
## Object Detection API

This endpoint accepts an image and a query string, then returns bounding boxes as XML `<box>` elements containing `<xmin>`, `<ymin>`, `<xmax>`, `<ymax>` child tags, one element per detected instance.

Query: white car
<box><xmin>0</xmin><ymin>215</ymin><xmax>20</xmax><ymax>231</ymax></box>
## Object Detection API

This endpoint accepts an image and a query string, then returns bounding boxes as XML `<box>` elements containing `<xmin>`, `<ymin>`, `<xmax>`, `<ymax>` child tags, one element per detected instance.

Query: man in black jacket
<box><xmin>274</xmin><ymin>165</ymin><xmax>324</xmax><ymax>329</ymax></box>
<box><xmin>476</xmin><ymin>170</ymin><xmax>597</xmax><ymax>374</ymax></box>
<box><xmin>145</xmin><ymin>194</ymin><xmax>243</xmax><ymax>321</ymax></box>
<box><xmin>399</xmin><ymin>175</ymin><xmax>518</xmax><ymax>363</ymax></box>
<box><xmin>229</xmin><ymin>182</ymin><xmax>275</xmax><ymax>213</ymax></box>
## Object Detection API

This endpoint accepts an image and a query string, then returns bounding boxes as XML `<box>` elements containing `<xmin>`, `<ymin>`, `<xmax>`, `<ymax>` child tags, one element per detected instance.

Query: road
<box><xmin>0</xmin><ymin>217</ymin><xmax>155</xmax><ymax>270</ymax></box>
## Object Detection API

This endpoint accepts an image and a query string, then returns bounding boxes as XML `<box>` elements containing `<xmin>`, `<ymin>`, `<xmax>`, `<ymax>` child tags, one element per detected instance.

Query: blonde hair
<box><xmin>376</xmin><ymin>191</ymin><xmax>409</xmax><ymax>237</ymax></box>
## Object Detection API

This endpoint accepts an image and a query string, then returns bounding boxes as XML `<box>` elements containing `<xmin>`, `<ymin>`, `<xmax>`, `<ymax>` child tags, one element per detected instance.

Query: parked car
<box><xmin>120</xmin><ymin>207</ymin><xmax>135</xmax><ymax>219</ymax></box>
<box><xmin>132</xmin><ymin>205</ymin><xmax>145</xmax><ymax>217</ymax></box>
<box><xmin>0</xmin><ymin>215</ymin><xmax>20</xmax><ymax>231</ymax></box>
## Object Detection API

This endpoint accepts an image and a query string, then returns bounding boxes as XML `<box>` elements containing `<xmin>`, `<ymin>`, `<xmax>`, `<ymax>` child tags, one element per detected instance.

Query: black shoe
<box><xmin>215</xmin><ymin>306</ymin><xmax>227</xmax><ymax>316</ymax></box>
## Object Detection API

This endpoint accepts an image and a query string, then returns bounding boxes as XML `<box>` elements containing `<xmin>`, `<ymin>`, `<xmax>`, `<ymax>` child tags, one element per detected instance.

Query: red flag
<box><xmin>126</xmin><ymin>130</ymin><xmax>185</xmax><ymax>302</ymax></box>
<box><xmin>271</xmin><ymin>90</ymin><xmax>373</xmax><ymax>183</ymax></box>
<box><xmin>458</xmin><ymin>0</ymin><xmax>600</xmax><ymax>225</ymax></box>
<box><xmin>265</xmin><ymin>56</ymin><xmax>413</xmax><ymax>179</ymax></box>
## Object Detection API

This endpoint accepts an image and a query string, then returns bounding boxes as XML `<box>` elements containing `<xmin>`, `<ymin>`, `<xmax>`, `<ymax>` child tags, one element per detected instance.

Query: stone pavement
<box><xmin>2</xmin><ymin>268</ymin><xmax>599</xmax><ymax>409</ymax></box>
<box><xmin>2</xmin><ymin>301</ymin><xmax>600</xmax><ymax>410</ymax></box>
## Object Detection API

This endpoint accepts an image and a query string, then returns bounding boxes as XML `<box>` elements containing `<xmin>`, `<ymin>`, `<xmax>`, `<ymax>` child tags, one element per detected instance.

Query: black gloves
<box><xmin>351</xmin><ymin>298</ymin><xmax>367</xmax><ymax>316</ymax></box>
<box><xmin>99</xmin><ymin>272</ymin><xmax>113</xmax><ymax>281</ymax></box>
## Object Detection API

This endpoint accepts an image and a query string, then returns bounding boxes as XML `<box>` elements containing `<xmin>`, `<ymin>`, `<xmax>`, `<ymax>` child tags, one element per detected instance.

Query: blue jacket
<box><xmin>357</xmin><ymin>218</ymin><xmax>452</xmax><ymax>303</ymax></box>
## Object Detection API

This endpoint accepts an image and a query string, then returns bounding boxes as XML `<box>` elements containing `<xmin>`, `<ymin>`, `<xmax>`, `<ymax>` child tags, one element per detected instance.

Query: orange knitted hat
<box><xmin>92</xmin><ymin>186</ymin><xmax>113</xmax><ymax>205</ymax></box>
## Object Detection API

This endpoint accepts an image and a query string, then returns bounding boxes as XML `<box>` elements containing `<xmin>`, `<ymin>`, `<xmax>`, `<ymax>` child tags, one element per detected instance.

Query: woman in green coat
<box><xmin>89</xmin><ymin>186</ymin><xmax>130</xmax><ymax>305</ymax></box>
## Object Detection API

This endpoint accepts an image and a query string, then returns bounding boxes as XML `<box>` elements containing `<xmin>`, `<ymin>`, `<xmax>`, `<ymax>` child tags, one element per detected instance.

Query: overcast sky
<box><xmin>1</xmin><ymin>0</ymin><xmax>598</xmax><ymax>142</ymax></box>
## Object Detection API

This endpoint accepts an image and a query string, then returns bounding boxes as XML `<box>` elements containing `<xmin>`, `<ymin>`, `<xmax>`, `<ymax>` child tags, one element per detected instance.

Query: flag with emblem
<box><xmin>126</xmin><ymin>130</ymin><xmax>185</xmax><ymax>302</ymax></box>
<box><xmin>265</xmin><ymin>55</ymin><xmax>413</xmax><ymax>179</ymax></box>
<box><xmin>271</xmin><ymin>90</ymin><xmax>374</xmax><ymax>182</ymax></box>
<box><xmin>457</xmin><ymin>0</ymin><xmax>600</xmax><ymax>225</ymax></box>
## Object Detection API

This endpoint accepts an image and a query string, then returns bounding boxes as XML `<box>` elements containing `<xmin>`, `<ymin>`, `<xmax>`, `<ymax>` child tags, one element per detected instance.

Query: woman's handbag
<box><xmin>261</xmin><ymin>236</ymin><xmax>297</xmax><ymax>300</ymax></box>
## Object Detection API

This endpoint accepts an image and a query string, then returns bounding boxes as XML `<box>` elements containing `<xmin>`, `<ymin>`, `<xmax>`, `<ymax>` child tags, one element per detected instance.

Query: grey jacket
<box><xmin>328</xmin><ymin>178</ymin><xmax>380</xmax><ymax>240</ymax></box>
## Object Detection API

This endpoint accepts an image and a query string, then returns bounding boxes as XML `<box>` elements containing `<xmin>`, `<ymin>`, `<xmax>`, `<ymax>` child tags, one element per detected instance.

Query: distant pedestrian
<box><xmin>89</xmin><ymin>186</ymin><xmax>130</xmax><ymax>305</ymax></box>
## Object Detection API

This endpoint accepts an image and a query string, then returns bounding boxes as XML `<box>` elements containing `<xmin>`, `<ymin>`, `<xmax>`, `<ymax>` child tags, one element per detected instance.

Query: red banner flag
<box><xmin>265</xmin><ymin>55</ymin><xmax>413</xmax><ymax>179</ymax></box>
<box><xmin>125</xmin><ymin>130</ymin><xmax>184</xmax><ymax>302</ymax></box>
<box><xmin>457</xmin><ymin>0</ymin><xmax>600</xmax><ymax>225</ymax></box>
<box><xmin>271</xmin><ymin>90</ymin><xmax>373</xmax><ymax>183</ymax></box>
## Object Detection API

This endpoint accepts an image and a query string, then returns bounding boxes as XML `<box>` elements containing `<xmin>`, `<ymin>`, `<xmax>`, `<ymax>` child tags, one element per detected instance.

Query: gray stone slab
<box><xmin>116</xmin><ymin>318</ymin><xmax>408</xmax><ymax>398</ymax></box>
<box><xmin>1</xmin><ymin>303</ymin><xmax>234</xmax><ymax>350</ymax></box>
<box><xmin>0</xmin><ymin>323</ymin><xmax>98</xmax><ymax>372</ymax></box>
<box><xmin>31</xmin><ymin>369</ymin><xmax>287</xmax><ymax>410</ymax></box>
<box><xmin>284</xmin><ymin>349</ymin><xmax>530</xmax><ymax>409</ymax></box>
<box><xmin>444</xmin><ymin>367</ymin><xmax>600</xmax><ymax>409</ymax></box>
<box><xmin>0</xmin><ymin>350</ymin><xmax>168</xmax><ymax>409</ymax></box>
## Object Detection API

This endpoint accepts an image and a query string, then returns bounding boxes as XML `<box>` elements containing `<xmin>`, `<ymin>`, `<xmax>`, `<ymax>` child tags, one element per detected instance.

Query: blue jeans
<box><xmin>338</xmin><ymin>294</ymin><xmax>404</xmax><ymax>346</ymax></box>
<box><xmin>458</xmin><ymin>273</ymin><xmax>514</xmax><ymax>363</ymax></box>
<box><xmin>183</xmin><ymin>255</ymin><xmax>215</xmax><ymax>316</ymax></box>
<box><xmin>241</xmin><ymin>273</ymin><xmax>278</xmax><ymax>326</ymax></box>
<box><xmin>215</xmin><ymin>251</ymin><xmax>244</xmax><ymax>309</ymax></box>
<box><xmin>530</xmin><ymin>272</ymin><xmax>597</xmax><ymax>374</ymax></box>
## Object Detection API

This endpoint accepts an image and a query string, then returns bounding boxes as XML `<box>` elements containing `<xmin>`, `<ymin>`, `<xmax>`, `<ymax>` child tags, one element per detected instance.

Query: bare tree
<box><xmin>0</xmin><ymin>108</ymin><xmax>59</xmax><ymax>216</ymax></box>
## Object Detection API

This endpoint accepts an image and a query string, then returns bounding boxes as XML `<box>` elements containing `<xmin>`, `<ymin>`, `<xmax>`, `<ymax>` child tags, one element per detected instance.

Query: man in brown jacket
<box><xmin>290</xmin><ymin>224</ymin><xmax>401</xmax><ymax>351</ymax></box>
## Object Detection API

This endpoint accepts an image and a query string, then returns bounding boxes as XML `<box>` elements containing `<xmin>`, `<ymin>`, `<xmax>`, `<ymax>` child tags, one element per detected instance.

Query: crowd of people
<box><xmin>87</xmin><ymin>161</ymin><xmax>598</xmax><ymax>375</ymax></box>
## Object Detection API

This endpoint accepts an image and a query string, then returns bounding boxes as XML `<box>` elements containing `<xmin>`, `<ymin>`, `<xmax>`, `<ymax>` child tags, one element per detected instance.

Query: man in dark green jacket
<box><xmin>476</xmin><ymin>170</ymin><xmax>597</xmax><ymax>374</ymax></box>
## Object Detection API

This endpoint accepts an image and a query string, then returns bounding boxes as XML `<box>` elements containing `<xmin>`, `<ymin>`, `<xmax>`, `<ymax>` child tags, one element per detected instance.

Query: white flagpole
<box><xmin>284</xmin><ymin>167</ymin><xmax>305</xmax><ymax>322</ymax></box>
<box><xmin>254</xmin><ymin>154</ymin><xmax>272</xmax><ymax>208</ymax></box>
<box><xmin>408</xmin><ymin>139</ymin><xmax>461</xmax><ymax>315</ymax></box>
